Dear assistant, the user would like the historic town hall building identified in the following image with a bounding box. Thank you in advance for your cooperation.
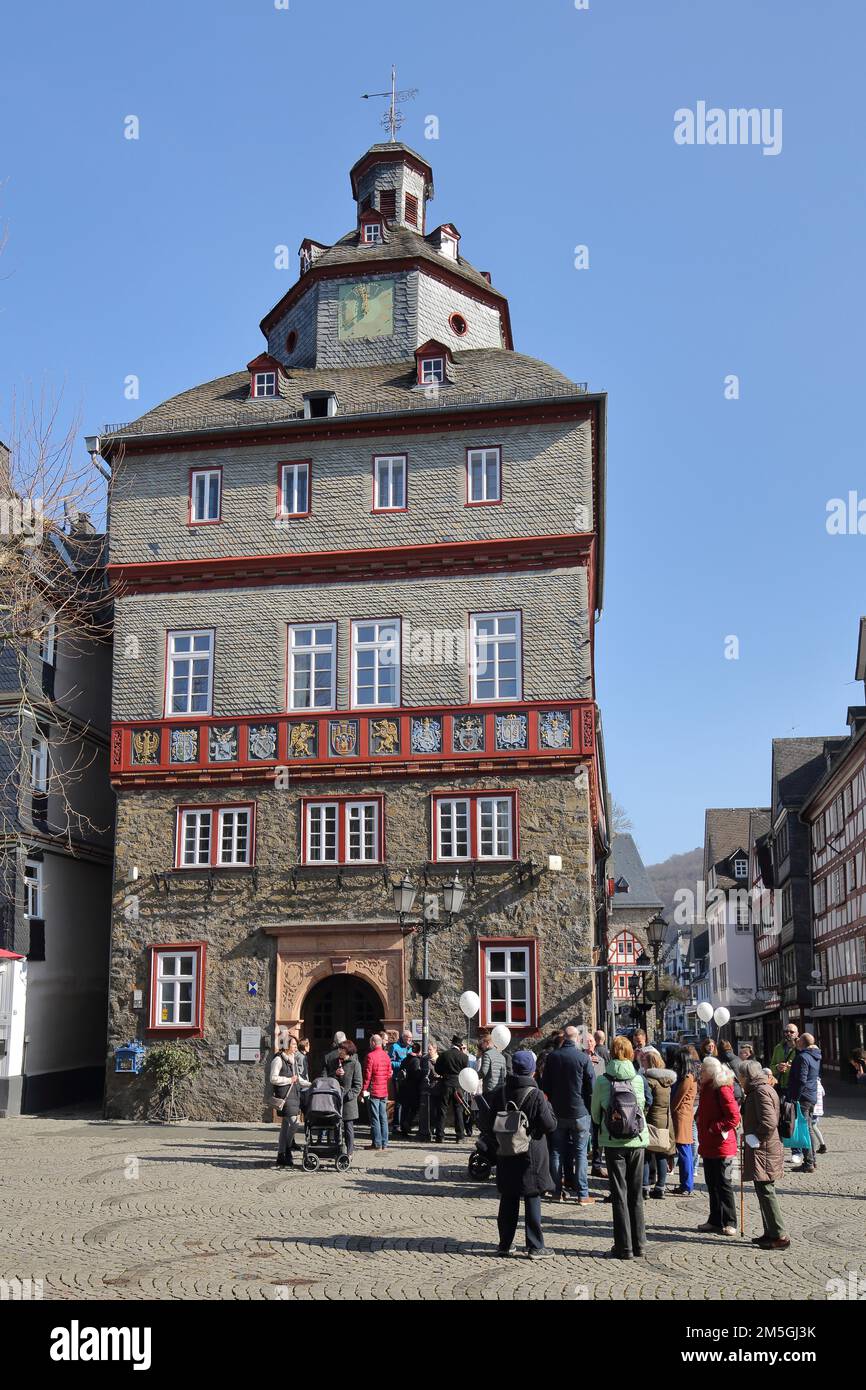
[100,140,609,1118]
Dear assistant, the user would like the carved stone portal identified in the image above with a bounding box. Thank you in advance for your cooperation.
[274,925,406,1045]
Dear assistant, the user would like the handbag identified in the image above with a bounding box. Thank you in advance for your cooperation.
[781,1101,811,1149]
[646,1122,673,1154]
[779,1098,796,1139]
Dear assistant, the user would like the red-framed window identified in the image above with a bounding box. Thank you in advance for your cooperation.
[301,795,385,865]
[148,941,206,1034]
[466,445,501,505]
[188,467,222,525]
[449,311,468,337]
[608,931,642,999]
[379,188,397,220]
[277,460,311,519]
[175,804,255,869]
[478,937,537,1029]
[372,454,407,512]
[418,357,444,386]
[431,791,518,862]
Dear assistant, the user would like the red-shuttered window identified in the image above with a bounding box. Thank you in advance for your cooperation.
[405,192,419,227]
[478,938,537,1029]
[148,942,206,1033]
[379,188,397,220]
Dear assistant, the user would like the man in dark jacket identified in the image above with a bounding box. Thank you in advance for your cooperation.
[484,1050,557,1258]
[594,1030,611,1063]
[787,1034,822,1172]
[322,1031,347,1079]
[434,1035,470,1142]
[541,1025,596,1204]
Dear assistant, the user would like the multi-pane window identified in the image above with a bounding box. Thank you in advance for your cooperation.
[166,630,214,716]
[467,446,501,504]
[153,950,198,1027]
[24,859,42,918]
[470,611,521,701]
[351,620,400,707]
[190,468,221,524]
[177,805,253,868]
[733,857,748,879]
[373,455,407,512]
[433,793,515,860]
[30,737,49,792]
[253,371,276,398]
[304,799,382,864]
[362,222,382,244]
[420,357,444,385]
[278,461,311,518]
[483,944,531,1026]
[38,610,56,666]
[288,624,336,709]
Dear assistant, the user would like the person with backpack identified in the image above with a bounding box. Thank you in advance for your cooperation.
[696,1056,741,1235]
[480,1045,556,1256]
[590,1035,649,1260]
[485,1049,557,1258]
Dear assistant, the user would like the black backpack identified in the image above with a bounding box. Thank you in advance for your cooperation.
[606,1079,643,1141]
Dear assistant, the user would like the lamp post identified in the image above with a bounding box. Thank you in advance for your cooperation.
[644,912,671,1042]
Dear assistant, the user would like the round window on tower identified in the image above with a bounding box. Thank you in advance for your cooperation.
[286,329,298,356]
[449,312,468,337]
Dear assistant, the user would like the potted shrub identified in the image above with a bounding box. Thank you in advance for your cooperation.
[142,1040,201,1122]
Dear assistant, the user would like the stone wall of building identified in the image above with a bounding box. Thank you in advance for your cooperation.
[104,768,595,1121]
[108,417,594,567]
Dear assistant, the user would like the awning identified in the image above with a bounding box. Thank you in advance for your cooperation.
[734,1005,782,1022]
[808,1004,866,1018]
[0,949,25,960]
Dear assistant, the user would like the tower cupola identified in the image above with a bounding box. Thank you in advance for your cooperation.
[349,143,434,233]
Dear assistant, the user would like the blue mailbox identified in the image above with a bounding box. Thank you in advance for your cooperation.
[114,1040,146,1074]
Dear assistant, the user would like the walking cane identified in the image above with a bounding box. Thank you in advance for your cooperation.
[739,1132,745,1238]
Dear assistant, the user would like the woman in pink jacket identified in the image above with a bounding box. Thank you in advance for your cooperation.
[696,1056,741,1236]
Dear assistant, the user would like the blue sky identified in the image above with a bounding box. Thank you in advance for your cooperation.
[2,0,864,864]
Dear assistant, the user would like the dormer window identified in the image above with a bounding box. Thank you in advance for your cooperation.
[420,357,444,386]
[733,857,748,879]
[303,391,338,420]
[253,372,276,399]
[300,251,312,275]
[363,223,382,245]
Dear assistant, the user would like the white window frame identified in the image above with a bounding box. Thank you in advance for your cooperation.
[351,619,401,708]
[24,858,42,918]
[733,857,748,879]
[190,468,221,524]
[288,623,336,710]
[179,809,212,867]
[470,611,522,702]
[253,371,276,398]
[38,610,56,666]
[477,795,514,859]
[373,455,407,512]
[165,630,214,717]
[30,736,49,793]
[434,793,515,861]
[153,949,198,1028]
[467,446,501,504]
[484,944,531,1028]
[346,801,380,863]
[362,222,382,244]
[420,357,444,385]
[217,807,252,866]
[436,797,471,860]
[278,461,310,518]
[305,802,339,864]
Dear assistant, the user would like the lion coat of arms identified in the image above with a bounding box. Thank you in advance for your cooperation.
[289,722,317,758]
[370,718,399,755]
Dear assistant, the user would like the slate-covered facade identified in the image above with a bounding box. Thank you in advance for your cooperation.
[98,142,610,1119]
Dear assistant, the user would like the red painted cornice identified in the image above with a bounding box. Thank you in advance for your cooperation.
[108,532,594,595]
[107,396,596,459]
[260,256,512,345]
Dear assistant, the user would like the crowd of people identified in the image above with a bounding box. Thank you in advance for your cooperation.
[267,1020,830,1262]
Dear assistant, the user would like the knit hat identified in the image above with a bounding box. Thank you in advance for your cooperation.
[512,1049,536,1076]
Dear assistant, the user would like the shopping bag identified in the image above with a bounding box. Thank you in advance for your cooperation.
[781,1101,810,1149]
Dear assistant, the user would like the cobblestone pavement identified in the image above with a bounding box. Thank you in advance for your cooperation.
[1,1092,864,1301]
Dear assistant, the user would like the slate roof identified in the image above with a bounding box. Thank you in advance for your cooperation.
[771,738,837,818]
[703,808,768,884]
[303,224,503,301]
[609,834,663,910]
[105,349,585,441]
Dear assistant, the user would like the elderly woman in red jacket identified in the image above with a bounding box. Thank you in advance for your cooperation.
[696,1056,741,1236]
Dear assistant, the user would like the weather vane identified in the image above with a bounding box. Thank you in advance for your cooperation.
[361,65,418,142]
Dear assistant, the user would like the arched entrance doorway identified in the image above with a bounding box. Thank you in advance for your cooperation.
[301,974,384,1078]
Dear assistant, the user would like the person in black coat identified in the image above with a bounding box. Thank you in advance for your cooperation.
[483,1049,557,1258]
[540,1025,596,1203]
[434,1035,470,1142]
[397,1042,423,1136]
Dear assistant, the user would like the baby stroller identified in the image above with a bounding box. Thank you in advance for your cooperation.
[300,1077,350,1172]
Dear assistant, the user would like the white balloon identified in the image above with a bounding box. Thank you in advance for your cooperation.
[697,1001,714,1023]
[490,1024,511,1050]
[458,1067,480,1094]
[459,991,481,1018]
[714,1007,731,1027]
